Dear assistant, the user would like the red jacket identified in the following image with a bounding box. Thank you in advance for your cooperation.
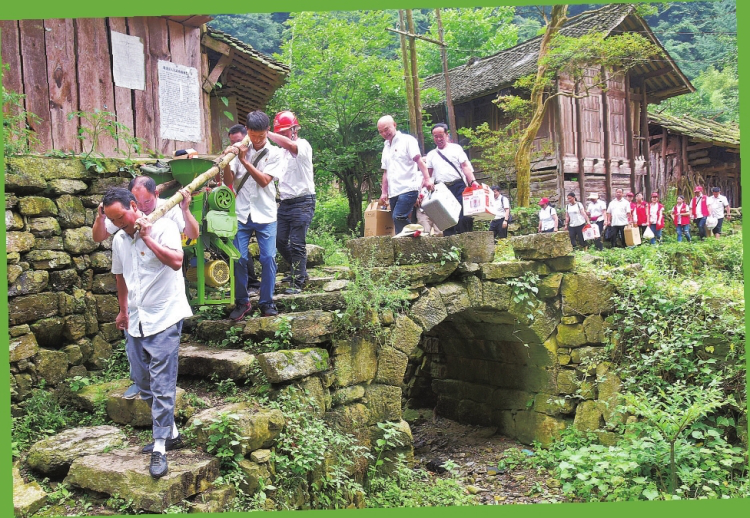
[672,203,690,226]
[691,195,709,219]
[635,201,648,226]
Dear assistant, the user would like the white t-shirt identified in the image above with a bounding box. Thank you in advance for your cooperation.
[587,199,606,220]
[493,194,509,220]
[539,206,556,231]
[706,194,729,219]
[566,202,587,227]
[607,198,631,226]
[425,143,473,184]
[231,141,286,225]
[278,138,315,201]
[381,131,422,197]
[110,218,192,337]
[105,198,185,235]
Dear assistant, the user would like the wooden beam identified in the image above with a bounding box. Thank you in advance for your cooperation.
[201,33,231,56]
[386,26,444,47]
[202,50,234,93]
[686,141,713,152]
[642,67,673,79]
[687,149,709,160]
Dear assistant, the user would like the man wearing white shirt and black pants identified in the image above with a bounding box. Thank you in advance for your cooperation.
[268,111,315,293]
[425,123,479,236]
[104,188,192,478]
[706,186,731,239]
[223,111,286,319]
[378,115,433,235]
[490,186,510,240]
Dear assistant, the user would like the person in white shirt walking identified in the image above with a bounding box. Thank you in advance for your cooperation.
[377,115,433,235]
[268,111,315,293]
[104,188,192,479]
[490,186,510,240]
[564,192,591,249]
[605,188,630,248]
[706,186,731,239]
[586,192,606,251]
[223,111,286,319]
[537,197,558,233]
[425,123,479,235]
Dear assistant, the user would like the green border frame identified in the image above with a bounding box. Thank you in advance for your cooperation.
[1,1,747,517]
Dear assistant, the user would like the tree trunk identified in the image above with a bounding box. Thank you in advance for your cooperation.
[339,171,363,235]
[514,5,567,207]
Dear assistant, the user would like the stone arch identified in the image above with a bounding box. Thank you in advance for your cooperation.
[353,231,621,446]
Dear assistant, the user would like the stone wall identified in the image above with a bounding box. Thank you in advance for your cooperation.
[7,157,133,404]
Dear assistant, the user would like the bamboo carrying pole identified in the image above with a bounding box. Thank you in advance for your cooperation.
[136,134,252,230]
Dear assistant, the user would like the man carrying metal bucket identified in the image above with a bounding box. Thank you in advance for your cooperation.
[268,110,315,294]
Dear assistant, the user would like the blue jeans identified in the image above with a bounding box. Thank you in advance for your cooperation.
[649,224,662,244]
[389,190,419,235]
[676,224,691,242]
[234,218,277,307]
[695,216,707,240]
[277,195,316,284]
[128,321,182,440]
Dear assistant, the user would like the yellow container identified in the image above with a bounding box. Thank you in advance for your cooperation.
[186,260,231,287]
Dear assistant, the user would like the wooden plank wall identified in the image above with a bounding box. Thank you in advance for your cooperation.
[1,17,211,155]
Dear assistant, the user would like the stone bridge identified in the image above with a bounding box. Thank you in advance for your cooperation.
[8,156,624,513]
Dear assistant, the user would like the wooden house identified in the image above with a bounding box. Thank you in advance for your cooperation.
[0,16,289,157]
[422,3,703,205]
[647,110,740,207]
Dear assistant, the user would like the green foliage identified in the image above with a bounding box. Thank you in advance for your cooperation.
[65,109,146,172]
[271,11,406,233]
[209,13,288,56]
[657,65,739,123]
[310,193,351,235]
[506,271,541,322]
[336,259,411,338]
[191,411,247,471]
[416,7,518,76]
[2,64,41,155]
[269,388,367,509]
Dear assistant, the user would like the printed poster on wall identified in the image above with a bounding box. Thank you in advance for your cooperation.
[111,30,145,91]
[158,60,202,142]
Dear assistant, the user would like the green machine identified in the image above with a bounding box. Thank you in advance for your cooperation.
[150,159,240,306]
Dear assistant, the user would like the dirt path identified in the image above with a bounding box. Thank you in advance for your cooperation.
[408,409,567,505]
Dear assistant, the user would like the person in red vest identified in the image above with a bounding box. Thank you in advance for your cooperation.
[647,192,665,245]
[671,195,691,242]
[634,192,648,237]
[690,186,709,240]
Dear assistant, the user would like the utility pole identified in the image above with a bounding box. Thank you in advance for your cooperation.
[398,10,418,138]
[435,9,458,143]
[406,9,424,153]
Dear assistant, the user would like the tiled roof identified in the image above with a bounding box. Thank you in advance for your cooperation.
[205,26,290,74]
[648,110,739,148]
[422,4,688,106]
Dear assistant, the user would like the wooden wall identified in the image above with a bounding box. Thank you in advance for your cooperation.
[1,17,212,156]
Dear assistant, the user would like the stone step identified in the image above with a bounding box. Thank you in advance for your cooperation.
[26,425,127,477]
[178,343,256,381]
[64,446,219,513]
[13,462,47,517]
[194,309,337,345]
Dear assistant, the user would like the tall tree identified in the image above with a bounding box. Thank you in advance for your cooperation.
[209,13,288,56]
[270,11,406,233]
[416,7,518,76]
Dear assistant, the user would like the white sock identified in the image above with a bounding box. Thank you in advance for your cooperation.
[153,439,166,454]
[172,423,179,439]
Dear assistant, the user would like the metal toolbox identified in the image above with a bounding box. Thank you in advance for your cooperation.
[421,183,462,231]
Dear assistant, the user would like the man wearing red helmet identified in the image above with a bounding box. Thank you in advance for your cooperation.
[268,111,315,293]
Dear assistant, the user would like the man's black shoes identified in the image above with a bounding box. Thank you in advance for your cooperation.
[260,304,279,317]
[142,434,184,454]
[229,302,253,321]
[149,452,168,478]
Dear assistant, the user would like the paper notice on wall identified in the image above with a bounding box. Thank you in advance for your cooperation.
[158,60,202,142]
[111,31,145,91]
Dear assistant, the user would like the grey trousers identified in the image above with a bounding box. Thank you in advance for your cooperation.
[127,321,182,440]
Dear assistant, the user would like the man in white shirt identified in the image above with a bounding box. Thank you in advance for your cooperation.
[377,115,433,235]
[425,123,479,235]
[706,186,731,239]
[223,111,286,319]
[104,188,192,479]
[605,188,630,248]
[490,186,510,240]
[268,111,315,294]
[92,176,199,243]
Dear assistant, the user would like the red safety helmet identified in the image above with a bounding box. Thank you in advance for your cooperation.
[273,111,300,132]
